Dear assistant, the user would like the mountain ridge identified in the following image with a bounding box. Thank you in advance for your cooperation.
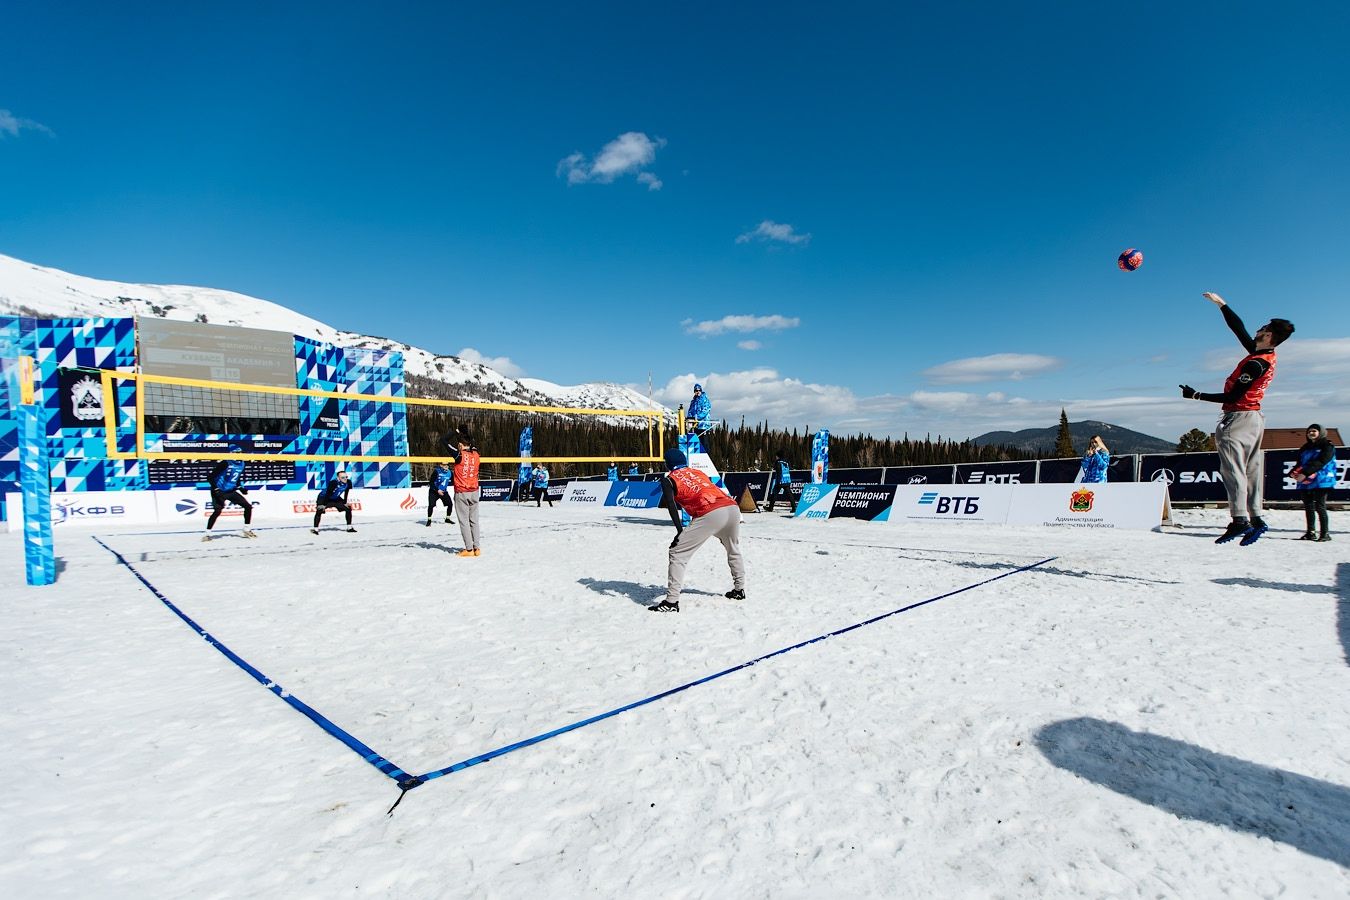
[972,419,1175,456]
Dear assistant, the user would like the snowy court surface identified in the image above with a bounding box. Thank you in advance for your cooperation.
[1,504,1347,898]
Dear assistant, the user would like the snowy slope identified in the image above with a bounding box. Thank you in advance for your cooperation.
[0,253,667,416]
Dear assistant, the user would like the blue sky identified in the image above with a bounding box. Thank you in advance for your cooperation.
[2,2,1348,440]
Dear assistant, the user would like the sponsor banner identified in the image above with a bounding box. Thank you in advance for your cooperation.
[828,467,884,485]
[312,397,342,431]
[829,485,900,521]
[890,485,1015,524]
[723,472,771,503]
[606,481,662,509]
[479,479,514,502]
[1264,448,1350,501]
[882,464,955,486]
[57,368,107,430]
[793,483,839,520]
[1139,453,1225,503]
[147,457,297,486]
[954,461,1037,486]
[811,430,830,483]
[1005,483,1166,531]
[11,490,161,528]
[546,482,568,502]
[561,481,609,505]
[154,487,295,523]
[687,451,722,484]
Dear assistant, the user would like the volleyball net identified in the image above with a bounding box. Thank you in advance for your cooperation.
[98,371,668,476]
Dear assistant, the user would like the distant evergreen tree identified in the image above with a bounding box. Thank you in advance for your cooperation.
[1177,428,1216,452]
[1054,409,1075,458]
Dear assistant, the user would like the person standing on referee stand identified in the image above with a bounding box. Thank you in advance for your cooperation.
[448,433,482,557]
[426,462,455,526]
[1179,292,1294,545]
[311,470,357,534]
[203,444,256,540]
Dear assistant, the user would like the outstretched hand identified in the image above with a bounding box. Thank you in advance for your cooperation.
[1202,291,1226,307]
[669,531,682,549]
[1179,384,1198,399]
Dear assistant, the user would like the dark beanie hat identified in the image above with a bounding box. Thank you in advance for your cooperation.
[1308,423,1322,432]
[664,448,688,470]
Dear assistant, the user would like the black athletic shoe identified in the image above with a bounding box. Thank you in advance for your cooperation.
[725,588,746,600]
[648,600,680,613]
[1215,521,1252,544]
[310,527,319,535]
[425,519,432,527]
[444,517,453,524]
[346,527,357,533]
[1298,531,1318,541]
[1239,519,1269,546]
[1318,533,1333,542]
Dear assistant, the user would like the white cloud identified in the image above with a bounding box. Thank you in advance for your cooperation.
[457,347,524,379]
[683,314,800,337]
[659,369,856,427]
[0,109,53,138]
[557,132,665,188]
[921,353,1063,385]
[737,340,762,351]
[736,220,811,246]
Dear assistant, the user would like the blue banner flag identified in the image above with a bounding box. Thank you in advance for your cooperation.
[811,429,830,484]
[518,426,533,485]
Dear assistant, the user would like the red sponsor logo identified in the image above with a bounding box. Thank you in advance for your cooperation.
[398,494,418,510]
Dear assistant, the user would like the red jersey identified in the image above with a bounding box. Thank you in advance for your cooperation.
[453,450,480,492]
[1222,350,1275,412]
[668,467,735,518]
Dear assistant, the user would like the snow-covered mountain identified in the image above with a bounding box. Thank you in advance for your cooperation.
[0,253,666,418]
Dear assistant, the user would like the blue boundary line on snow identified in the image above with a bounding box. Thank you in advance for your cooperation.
[93,531,1052,802]
[412,555,1057,785]
[91,535,416,787]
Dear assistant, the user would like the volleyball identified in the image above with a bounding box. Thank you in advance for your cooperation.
[1117,248,1143,271]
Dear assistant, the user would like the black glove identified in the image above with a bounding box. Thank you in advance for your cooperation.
[239,487,250,494]
[1179,384,1198,399]
[669,531,682,549]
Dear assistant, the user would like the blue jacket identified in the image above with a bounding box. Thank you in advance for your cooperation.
[532,467,549,487]
[1294,439,1338,490]
[318,479,351,502]
[774,459,792,484]
[628,465,640,475]
[689,392,712,422]
[1080,450,1109,483]
[607,465,618,481]
[211,460,246,492]
[433,468,454,492]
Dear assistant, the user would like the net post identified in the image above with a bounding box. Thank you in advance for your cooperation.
[13,356,56,586]
[133,369,145,458]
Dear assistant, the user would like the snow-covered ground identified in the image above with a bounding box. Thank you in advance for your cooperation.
[1,505,1346,898]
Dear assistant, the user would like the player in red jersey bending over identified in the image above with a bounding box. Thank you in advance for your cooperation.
[649,448,746,613]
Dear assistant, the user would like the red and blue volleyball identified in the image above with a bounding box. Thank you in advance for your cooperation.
[1117,248,1143,271]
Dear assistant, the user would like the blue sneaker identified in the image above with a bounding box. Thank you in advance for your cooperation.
[1239,519,1269,546]
[1215,521,1252,544]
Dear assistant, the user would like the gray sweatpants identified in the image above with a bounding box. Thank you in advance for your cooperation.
[454,488,481,550]
[667,505,745,603]
[1215,410,1265,521]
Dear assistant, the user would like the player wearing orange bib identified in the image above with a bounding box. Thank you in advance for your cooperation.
[448,434,482,556]
[1179,292,1294,545]
[648,448,746,613]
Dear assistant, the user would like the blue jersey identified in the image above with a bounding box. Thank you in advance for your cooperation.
[1080,450,1109,484]
[1295,441,1338,490]
[532,467,549,487]
[775,460,791,484]
[318,479,351,502]
[607,465,618,481]
[689,392,711,423]
[628,465,640,476]
[211,460,246,492]
[433,468,454,492]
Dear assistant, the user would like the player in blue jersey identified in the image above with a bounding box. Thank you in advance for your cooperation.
[426,462,455,526]
[311,470,357,534]
[531,463,553,507]
[203,445,256,540]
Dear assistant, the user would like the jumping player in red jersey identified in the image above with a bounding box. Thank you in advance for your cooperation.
[648,447,746,613]
[1179,292,1294,545]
